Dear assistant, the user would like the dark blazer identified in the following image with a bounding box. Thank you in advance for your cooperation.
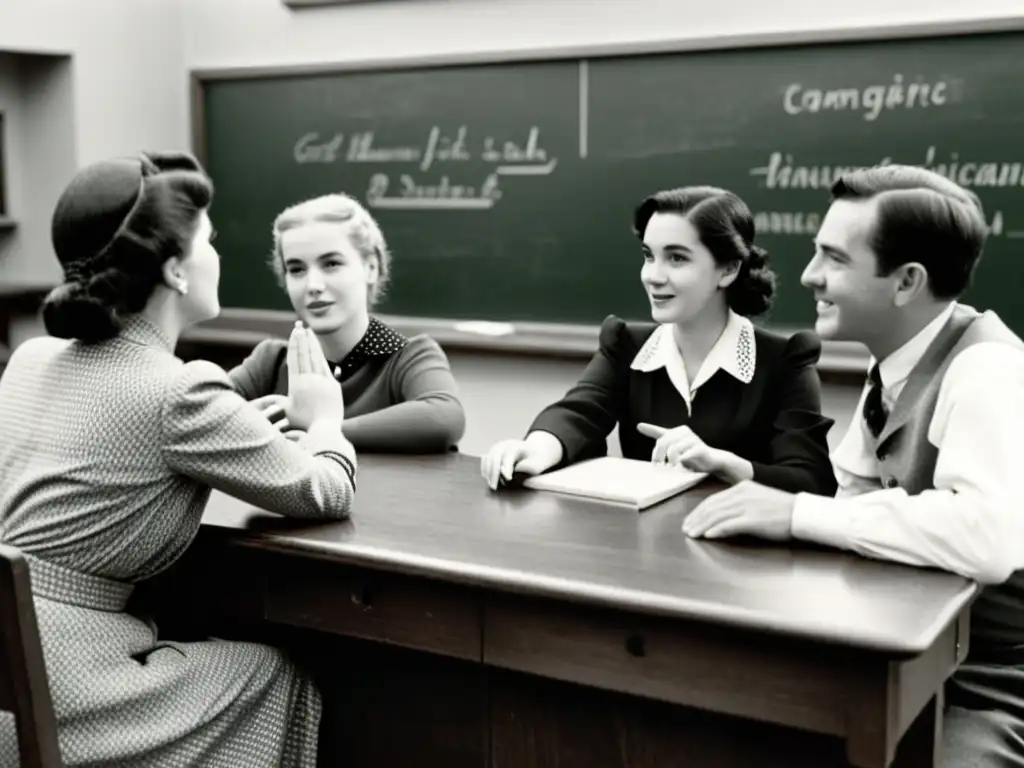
[529,315,838,496]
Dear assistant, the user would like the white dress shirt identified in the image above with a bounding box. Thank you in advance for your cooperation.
[630,311,756,409]
[791,303,1024,584]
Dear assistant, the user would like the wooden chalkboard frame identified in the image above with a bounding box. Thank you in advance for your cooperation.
[188,14,1024,369]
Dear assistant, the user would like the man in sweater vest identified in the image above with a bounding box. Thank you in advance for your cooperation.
[684,164,1024,766]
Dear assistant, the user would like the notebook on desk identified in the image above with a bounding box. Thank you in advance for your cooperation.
[522,457,708,510]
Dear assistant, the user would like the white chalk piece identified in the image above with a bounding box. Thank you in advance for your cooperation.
[453,321,516,337]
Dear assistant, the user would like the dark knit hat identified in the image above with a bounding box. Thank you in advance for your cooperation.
[50,157,145,279]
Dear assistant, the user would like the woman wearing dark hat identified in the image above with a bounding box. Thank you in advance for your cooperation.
[0,152,352,766]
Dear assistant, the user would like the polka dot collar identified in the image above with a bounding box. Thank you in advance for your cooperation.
[629,311,756,409]
[328,317,408,381]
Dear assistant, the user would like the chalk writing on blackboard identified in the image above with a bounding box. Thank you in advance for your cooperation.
[293,125,558,210]
[750,209,1017,238]
[750,147,1024,191]
[748,145,1021,237]
[782,74,961,122]
[293,132,345,163]
[366,172,502,210]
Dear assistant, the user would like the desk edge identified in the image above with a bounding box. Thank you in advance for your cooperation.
[199,524,979,657]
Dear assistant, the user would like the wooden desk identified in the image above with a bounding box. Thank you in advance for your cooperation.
[169,453,976,767]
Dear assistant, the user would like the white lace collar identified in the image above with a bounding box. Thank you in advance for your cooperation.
[630,311,756,406]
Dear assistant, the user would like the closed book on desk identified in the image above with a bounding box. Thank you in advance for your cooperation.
[523,457,707,510]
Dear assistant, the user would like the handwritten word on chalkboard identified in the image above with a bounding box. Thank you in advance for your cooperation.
[293,126,557,210]
[782,74,959,121]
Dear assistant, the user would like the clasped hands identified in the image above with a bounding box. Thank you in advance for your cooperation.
[251,322,344,441]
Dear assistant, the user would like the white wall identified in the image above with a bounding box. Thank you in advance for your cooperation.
[0,0,186,169]
[0,54,76,292]
[0,0,187,340]
[185,0,1023,70]
[0,56,22,223]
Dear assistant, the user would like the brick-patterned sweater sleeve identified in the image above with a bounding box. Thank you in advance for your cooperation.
[161,360,356,519]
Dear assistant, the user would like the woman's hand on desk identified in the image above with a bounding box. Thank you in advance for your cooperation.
[637,423,753,485]
[481,431,563,490]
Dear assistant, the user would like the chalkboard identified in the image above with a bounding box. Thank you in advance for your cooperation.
[196,28,1024,332]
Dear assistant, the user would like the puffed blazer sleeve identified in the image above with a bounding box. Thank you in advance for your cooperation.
[527,315,631,466]
[749,331,838,496]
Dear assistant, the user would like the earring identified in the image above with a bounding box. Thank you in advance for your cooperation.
[176,282,189,296]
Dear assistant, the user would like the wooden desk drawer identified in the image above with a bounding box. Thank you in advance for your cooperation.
[265,557,482,661]
[484,594,850,737]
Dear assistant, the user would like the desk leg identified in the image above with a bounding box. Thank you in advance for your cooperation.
[891,690,942,768]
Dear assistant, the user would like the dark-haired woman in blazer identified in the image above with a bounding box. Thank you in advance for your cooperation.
[482,186,838,496]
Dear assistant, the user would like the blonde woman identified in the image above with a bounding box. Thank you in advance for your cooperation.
[229,194,466,453]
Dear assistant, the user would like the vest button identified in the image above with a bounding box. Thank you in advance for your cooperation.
[883,477,899,489]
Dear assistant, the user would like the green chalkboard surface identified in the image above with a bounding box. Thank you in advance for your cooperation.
[198,29,1024,331]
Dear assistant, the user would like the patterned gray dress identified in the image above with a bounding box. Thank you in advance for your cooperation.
[0,317,357,767]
